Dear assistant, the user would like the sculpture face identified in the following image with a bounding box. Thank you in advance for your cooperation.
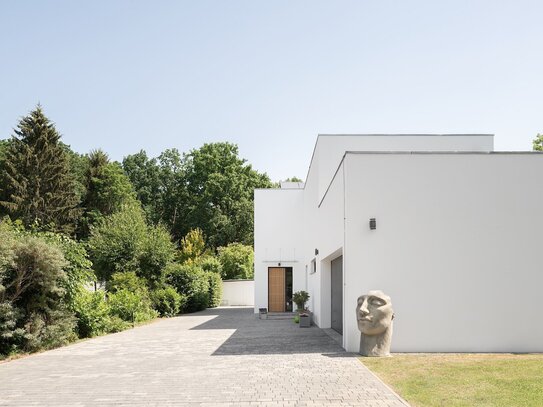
[356,290,394,336]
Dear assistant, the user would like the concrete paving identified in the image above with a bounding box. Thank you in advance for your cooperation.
[0,307,408,406]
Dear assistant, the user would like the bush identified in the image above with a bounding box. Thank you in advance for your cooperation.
[108,289,158,324]
[73,290,111,338]
[88,204,147,281]
[293,291,310,311]
[107,272,157,324]
[167,264,209,312]
[138,225,175,287]
[206,271,222,308]
[0,302,24,356]
[1,235,76,353]
[217,243,254,279]
[199,255,222,275]
[150,285,185,317]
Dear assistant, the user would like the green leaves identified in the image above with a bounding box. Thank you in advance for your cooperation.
[0,106,81,233]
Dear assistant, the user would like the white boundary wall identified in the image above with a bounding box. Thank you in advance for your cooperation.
[221,280,254,306]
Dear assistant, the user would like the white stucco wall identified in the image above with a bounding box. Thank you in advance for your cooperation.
[254,188,304,312]
[221,280,255,306]
[343,152,543,353]
[313,134,494,203]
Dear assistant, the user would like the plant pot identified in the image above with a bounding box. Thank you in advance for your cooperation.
[299,314,311,328]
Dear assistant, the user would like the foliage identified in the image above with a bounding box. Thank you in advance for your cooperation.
[107,271,157,324]
[179,228,206,264]
[206,271,222,308]
[88,204,147,281]
[166,264,209,312]
[150,285,185,317]
[138,224,175,287]
[533,134,543,151]
[123,143,273,248]
[283,177,303,182]
[181,142,273,248]
[35,231,94,306]
[78,150,136,238]
[218,243,254,280]
[72,290,111,338]
[293,291,310,311]
[108,289,157,324]
[198,255,222,275]
[293,315,300,324]
[122,150,162,223]
[363,354,543,407]
[0,234,76,353]
[0,106,81,233]
[0,301,24,356]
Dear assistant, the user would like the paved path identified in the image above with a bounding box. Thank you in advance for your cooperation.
[0,307,407,406]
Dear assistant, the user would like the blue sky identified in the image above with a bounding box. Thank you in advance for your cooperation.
[1,1,542,181]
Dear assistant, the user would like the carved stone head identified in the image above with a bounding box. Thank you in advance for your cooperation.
[356,290,394,336]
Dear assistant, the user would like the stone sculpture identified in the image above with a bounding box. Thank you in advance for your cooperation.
[356,290,394,357]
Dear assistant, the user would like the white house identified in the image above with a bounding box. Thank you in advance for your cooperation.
[254,134,543,353]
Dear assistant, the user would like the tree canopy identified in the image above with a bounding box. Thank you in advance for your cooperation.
[0,106,81,233]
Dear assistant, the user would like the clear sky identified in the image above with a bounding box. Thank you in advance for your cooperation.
[1,1,542,181]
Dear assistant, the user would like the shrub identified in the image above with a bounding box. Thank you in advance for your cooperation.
[108,289,158,324]
[167,264,209,312]
[217,243,254,279]
[88,204,147,281]
[150,285,185,317]
[107,272,157,324]
[2,235,76,353]
[138,224,175,287]
[198,255,222,275]
[206,271,222,308]
[0,302,24,356]
[293,290,310,311]
[73,290,111,338]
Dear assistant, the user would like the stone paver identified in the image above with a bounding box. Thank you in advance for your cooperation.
[0,307,408,406]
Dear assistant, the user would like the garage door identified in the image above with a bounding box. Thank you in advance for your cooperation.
[331,256,343,335]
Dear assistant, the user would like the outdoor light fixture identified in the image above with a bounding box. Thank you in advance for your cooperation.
[369,218,377,230]
[315,248,319,255]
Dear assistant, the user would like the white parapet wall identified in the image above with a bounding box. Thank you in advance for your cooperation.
[221,280,255,306]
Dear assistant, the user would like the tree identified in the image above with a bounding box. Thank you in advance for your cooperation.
[284,177,303,182]
[88,204,148,282]
[0,106,81,233]
[533,134,543,151]
[122,150,162,223]
[180,143,273,248]
[217,243,254,280]
[178,228,206,264]
[79,149,136,238]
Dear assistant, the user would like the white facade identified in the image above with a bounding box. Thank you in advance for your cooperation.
[254,134,543,353]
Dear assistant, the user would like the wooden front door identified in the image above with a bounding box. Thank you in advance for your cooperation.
[268,267,286,312]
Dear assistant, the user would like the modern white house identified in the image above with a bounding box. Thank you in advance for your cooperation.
[254,134,543,353]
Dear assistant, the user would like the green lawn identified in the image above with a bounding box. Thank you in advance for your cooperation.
[361,353,543,407]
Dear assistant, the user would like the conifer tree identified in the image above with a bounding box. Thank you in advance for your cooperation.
[0,106,81,233]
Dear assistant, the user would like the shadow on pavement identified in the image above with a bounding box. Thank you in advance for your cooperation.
[189,307,349,356]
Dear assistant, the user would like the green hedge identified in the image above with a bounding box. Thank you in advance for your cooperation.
[167,264,209,312]
[206,271,222,308]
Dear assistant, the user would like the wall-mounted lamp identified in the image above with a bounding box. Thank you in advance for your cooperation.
[278,262,281,267]
[314,248,319,256]
[369,218,377,230]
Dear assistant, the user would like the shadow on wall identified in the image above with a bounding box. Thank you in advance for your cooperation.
[189,307,347,356]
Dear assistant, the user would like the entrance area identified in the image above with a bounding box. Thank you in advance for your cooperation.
[268,267,293,312]
[331,256,343,335]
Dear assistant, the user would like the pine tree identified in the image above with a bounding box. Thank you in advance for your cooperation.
[0,105,81,233]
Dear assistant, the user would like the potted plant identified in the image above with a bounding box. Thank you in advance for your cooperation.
[293,291,311,327]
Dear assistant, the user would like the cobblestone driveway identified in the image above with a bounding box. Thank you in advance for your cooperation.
[0,307,407,406]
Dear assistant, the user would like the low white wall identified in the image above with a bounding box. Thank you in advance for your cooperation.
[221,280,255,306]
